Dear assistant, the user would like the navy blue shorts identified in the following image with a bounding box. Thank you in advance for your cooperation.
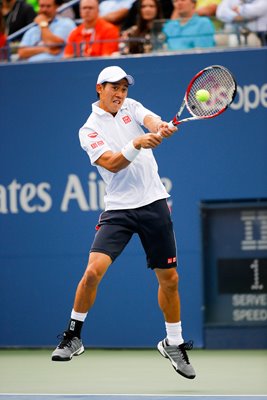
[90,199,177,269]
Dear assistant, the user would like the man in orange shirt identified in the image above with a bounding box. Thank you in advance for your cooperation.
[64,0,119,58]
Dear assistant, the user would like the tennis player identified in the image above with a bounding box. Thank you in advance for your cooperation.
[51,66,196,379]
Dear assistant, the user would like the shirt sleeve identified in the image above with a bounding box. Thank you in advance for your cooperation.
[239,0,267,20]
[20,28,39,46]
[79,126,111,165]
[53,19,76,41]
[127,99,160,126]
[216,0,237,23]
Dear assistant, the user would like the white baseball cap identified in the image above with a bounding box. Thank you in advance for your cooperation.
[96,66,134,86]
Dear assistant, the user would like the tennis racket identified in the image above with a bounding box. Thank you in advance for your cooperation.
[168,65,237,126]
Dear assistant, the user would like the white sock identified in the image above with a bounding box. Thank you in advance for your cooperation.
[165,321,184,346]
[71,309,87,322]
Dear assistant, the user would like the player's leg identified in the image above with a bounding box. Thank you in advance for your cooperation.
[138,199,196,379]
[154,268,195,379]
[154,267,180,323]
[51,252,111,362]
[73,252,112,314]
[52,214,134,362]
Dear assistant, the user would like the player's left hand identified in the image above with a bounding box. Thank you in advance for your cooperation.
[157,121,177,138]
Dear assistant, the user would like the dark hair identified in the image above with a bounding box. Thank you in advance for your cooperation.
[96,82,107,98]
[0,0,5,35]
[136,0,163,33]
[55,0,64,6]
[127,0,163,54]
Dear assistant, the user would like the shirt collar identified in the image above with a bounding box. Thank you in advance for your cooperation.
[92,100,128,115]
[48,16,59,24]
[81,26,94,35]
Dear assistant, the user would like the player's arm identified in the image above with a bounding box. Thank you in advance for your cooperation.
[95,134,163,173]
[144,114,177,138]
[95,151,131,173]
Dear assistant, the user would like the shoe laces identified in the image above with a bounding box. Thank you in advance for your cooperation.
[178,340,194,364]
[56,332,75,349]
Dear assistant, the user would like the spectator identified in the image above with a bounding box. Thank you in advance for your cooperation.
[163,0,215,50]
[0,0,7,60]
[2,0,36,41]
[195,0,221,17]
[17,0,75,61]
[99,0,135,26]
[121,0,163,54]
[122,0,173,30]
[64,0,119,58]
[195,0,222,29]
[216,0,267,46]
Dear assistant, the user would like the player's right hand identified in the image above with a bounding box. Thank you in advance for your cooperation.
[133,133,162,149]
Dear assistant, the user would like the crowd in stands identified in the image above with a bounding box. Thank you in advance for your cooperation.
[64,0,119,57]
[0,0,7,59]
[0,0,266,62]
[163,0,215,50]
[99,0,135,25]
[2,0,36,39]
[120,0,164,54]
[17,0,75,61]
[216,0,267,46]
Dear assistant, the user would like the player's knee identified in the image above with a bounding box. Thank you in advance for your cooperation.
[82,266,102,288]
[160,269,179,292]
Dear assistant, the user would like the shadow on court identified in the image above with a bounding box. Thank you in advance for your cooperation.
[0,349,266,397]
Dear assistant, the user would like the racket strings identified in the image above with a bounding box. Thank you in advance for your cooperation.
[186,68,236,117]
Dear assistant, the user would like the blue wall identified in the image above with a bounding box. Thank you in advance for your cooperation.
[0,49,267,348]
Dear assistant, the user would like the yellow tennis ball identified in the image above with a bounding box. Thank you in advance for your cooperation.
[196,89,210,102]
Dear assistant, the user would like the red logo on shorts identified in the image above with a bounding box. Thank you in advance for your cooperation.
[122,115,131,124]
[167,257,176,264]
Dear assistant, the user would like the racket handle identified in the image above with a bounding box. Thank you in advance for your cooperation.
[169,116,181,126]
[157,119,180,137]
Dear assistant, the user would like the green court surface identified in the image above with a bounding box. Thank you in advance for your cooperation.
[0,349,266,396]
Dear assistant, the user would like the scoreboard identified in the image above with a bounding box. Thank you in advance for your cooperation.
[201,200,267,348]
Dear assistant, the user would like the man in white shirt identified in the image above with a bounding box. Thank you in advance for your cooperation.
[51,66,196,380]
[216,0,267,45]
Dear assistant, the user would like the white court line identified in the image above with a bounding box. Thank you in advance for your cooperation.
[0,395,267,397]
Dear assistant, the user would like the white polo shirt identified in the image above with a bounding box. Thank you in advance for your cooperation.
[79,98,169,211]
